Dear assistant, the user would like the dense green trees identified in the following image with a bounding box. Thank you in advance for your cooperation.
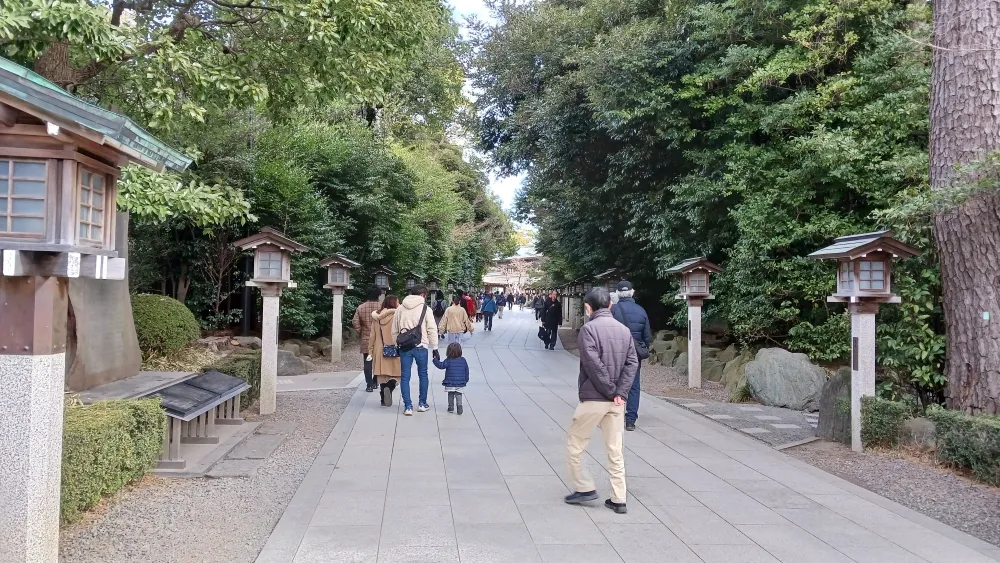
[471,0,944,400]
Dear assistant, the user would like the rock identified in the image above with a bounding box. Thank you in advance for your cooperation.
[818,367,851,444]
[277,350,308,376]
[280,343,300,356]
[285,338,305,348]
[655,330,678,342]
[722,351,752,392]
[314,336,331,347]
[901,418,936,449]
[659,349,678,368]
[304,360,318,372]
[716,344,738,364]
[232,336,262,349]
[651,340,674,357]
[702,358,725,382]
[298,344,315,358]
[674,352,688,369]
[674,336,689,354]
[702,347,721,360]
[321,344,334,357]
[744,348,825,411]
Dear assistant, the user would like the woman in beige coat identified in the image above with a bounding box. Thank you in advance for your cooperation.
[439,296,475,345]
[368,295,402,406]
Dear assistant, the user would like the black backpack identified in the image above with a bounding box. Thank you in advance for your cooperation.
[396,305,428,351]
[432,299,446,317]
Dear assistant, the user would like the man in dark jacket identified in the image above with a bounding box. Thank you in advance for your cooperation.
[541,291,563,350]
[564,287,638,514]
[611,280,652,431]
[532,294,545,320]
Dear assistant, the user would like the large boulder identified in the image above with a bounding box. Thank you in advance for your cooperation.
[658,349,678,368]
[277,350,308,376]
[280,342,301,356]
[674,352,688,372]
[321,344,334,358]
[702,347,721,360]
[901,418,936,449]
[702,358,725,382]
[744,348,825,411]
[232,336,262,349]
[818,367,851,444]
[299,343,315,358]
[655,330,678,342]
[722,351,752,392]
[651,339,675,356]
[314,336,332,347]
[674,336,689,354]
[716,344,738,365]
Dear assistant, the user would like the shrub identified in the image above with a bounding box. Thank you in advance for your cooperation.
[927,407,1000,486]
[132,294,201,357]
[210,349,261,409]
[61,399,165,523]
[860,396,911,448]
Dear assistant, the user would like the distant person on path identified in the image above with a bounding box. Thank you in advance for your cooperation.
[481,293,498,330]
[440,296,475,344]
[476,293,485,322]
[368,295,402,406]
[611,280,652,431]
[434,342,470,414]
[564,287,638,514]
[518,294,527,310]
[533,294,545,320]
[391,285,439,416]
[461,291,476,320]
[353,287,382,392]
[541,290,563,350]
[507,293,515,310]
[497,292,504,319]
[432,289,447,338]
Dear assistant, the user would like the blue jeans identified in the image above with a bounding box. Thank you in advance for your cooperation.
[483,312,494,330]
[400,347,429,410]
[626,362,642,425]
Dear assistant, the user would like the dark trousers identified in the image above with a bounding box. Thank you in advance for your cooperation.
[483,312,494,330]
[363,353,374,387]
[626,362,642,425]
[544,327,557,348]
[535,308,543,320]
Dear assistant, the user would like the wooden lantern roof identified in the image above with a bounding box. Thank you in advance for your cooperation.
[373,265,398,276]
[404,271,425,280]
[594,268,621,280]
[425,274,442,283]
[808,230,921,261]
[233,227,307,253]
[0,57,191,173]
[665,257,722,275]
[319,254,361,269]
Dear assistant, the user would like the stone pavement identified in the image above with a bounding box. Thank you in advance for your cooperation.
[662,397,820,448]
[255,309,1000,563]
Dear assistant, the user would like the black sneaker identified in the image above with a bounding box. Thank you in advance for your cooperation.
[625,423,636,431]
[457,404,463,415]
[605,499,627,514]
[381,385,392,407]
[447,405,454,413]
[564,490,598,504]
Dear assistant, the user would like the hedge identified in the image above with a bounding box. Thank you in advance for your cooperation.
[927,407,1000,486]
[61,399,165,523]
[210,349,261,410]
[860,396,911,448]
[132,294,201,357]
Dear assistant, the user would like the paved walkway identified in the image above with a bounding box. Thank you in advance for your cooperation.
[255,310,1000,563]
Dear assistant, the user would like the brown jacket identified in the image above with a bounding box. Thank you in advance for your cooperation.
[353,300,380,354]
[439,304,474,335]
[368,309,401,378]
[578,308,638,402]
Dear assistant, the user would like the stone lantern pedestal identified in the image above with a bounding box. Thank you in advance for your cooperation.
[666,258,723,389]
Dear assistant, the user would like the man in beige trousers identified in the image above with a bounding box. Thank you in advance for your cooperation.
[564,287,638,514]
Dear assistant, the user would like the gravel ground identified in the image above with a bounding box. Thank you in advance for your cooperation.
[308,345,365,373]
[59,389,354,563]
[788,440,1000,548]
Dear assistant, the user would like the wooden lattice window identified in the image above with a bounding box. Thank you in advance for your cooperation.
[330,266,347,284]
[689,272,708,293]
[859,260,885,291]
[78,168,106,244]
[0,160,47,236]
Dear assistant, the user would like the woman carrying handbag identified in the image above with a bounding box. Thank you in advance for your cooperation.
[369,295,403,406]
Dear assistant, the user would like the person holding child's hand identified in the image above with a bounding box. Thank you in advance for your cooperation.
[434,343,470,414]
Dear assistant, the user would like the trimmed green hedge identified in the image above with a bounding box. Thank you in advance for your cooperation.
[210,349,261,410]
[61,399,165,523]
[860,396,911,448]
[927,407,1000,486]
[132,294,201,357]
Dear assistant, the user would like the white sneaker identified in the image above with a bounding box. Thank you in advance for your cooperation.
[417,405,429,412]
[404,408,413,416]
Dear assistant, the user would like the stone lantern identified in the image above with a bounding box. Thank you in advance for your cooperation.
[666,257,723,388]
[426,275,441,293]
[0,58,191,562]
[233,227,307,416]
[404,271,424,291]
[320,254,361,364]
[809,230,919,452]
[373,266,396,301]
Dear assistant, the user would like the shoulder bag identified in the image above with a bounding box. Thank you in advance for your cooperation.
[396,305,428,351]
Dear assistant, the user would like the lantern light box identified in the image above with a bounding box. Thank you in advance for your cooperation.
[808,230,919,303]
[233,227,307,288]
[404,272,424,290]
[373,266,397,290]
[320,254,361,290]
[426,275,441,292]
[665,257,722,299]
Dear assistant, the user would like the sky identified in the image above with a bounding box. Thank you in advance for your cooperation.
[448,0,527,213]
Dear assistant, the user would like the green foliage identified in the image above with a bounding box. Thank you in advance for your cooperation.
[61,399,165,523]
[210,350,261,410]
[927,407,1000,486]
[472,0,943,394]
[118,165,254,228]
[131,294,201,357]
[860,396,911,448]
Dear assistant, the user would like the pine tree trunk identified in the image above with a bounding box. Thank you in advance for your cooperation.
[930,0,1000,414]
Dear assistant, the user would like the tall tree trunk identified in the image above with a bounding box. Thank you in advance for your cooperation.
[930,0,1000,414]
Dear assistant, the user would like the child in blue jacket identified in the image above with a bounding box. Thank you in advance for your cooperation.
[433,342,469,414]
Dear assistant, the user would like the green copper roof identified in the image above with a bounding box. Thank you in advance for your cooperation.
[0,57,191,172]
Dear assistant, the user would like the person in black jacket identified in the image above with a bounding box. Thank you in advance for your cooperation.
[611,280,652,431]
[542,290,563,350]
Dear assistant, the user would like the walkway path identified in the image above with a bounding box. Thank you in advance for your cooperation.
[255,309,1000,563]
